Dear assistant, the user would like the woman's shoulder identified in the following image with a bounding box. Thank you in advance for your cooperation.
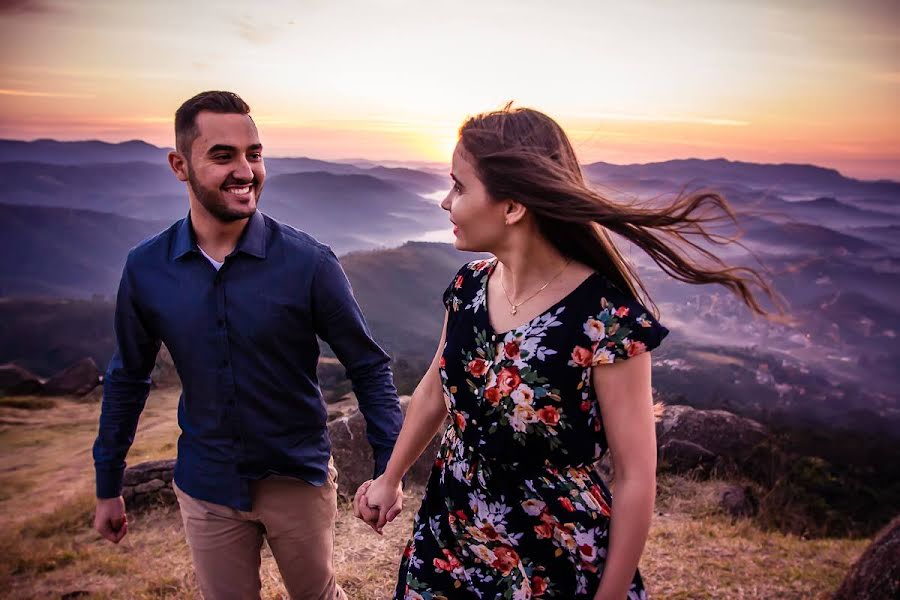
[442,256,496,313]
[567,271,671,365]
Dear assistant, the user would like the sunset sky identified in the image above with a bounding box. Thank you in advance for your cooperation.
[1,0,898,180]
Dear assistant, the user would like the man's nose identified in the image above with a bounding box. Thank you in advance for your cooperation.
[232,156,253,180]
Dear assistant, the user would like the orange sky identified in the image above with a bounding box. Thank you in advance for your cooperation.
[1,0,898,180]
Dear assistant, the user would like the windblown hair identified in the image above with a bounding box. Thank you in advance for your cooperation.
[174,91,251,156]
[458,103,785,320]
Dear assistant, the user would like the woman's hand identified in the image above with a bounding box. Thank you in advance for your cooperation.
[361,475,403,535]
[353,479,380,532]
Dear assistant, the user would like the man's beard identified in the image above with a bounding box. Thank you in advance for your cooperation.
[187,170,262,223]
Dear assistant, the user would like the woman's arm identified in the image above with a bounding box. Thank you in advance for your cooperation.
[356,311,451,532]
[591,351,658,600]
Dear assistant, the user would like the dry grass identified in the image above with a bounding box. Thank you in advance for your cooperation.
[0,388,870,599]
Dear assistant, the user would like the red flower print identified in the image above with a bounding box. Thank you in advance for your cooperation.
[579,543,594,559]
[580,400,592,412]
[403,543,414,559]
[484,387,502,405]
[454,412,466,431]
[481,523,500,540]
[467,358,489,377]
[615,305,630,317]
[491,545,520,575]
[627,340,647,357]
[433,549,461,572]
[455,509,468,522]
[570,346,593,367]
[536,406,560,426]
[504,341,520,360]
[534,523,553,539]
[454,275,464,289]
[532,575,548,596]
[589,485,612,516]
[497,367,522,395]
[558,497,575,512]
[439,355,446,369]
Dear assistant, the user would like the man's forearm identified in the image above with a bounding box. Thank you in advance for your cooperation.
[93,373,151,498]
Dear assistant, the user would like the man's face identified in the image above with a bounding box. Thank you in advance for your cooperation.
[183,111,266,222]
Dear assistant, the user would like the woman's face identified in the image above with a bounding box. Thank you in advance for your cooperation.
[440,142,508,252]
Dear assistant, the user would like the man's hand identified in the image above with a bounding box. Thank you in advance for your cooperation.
[361,475,403,535]
[94,496,128,544]
[353,480,380,532]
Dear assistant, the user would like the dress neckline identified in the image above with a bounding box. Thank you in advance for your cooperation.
[482,258,600,337]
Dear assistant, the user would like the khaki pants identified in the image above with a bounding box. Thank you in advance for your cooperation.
[173,461,346,600]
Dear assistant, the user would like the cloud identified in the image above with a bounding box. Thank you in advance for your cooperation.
[0,88,94,98]
[571,112,751,127]
[0,0,55,15]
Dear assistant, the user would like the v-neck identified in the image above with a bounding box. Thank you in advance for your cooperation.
[482,259,600,337]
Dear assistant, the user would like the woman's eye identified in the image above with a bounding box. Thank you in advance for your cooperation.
[453,182,462,193]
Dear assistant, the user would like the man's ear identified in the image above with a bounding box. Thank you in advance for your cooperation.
[168,151,189,182]
[505,200,528,226]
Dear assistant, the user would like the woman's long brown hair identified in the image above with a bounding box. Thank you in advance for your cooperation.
[459,103,786,321]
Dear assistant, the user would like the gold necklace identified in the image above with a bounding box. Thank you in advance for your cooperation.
[498,259,572,315]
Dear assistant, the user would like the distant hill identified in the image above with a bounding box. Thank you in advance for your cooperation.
[0,204,169,297]
[0,241,476,375]
[0,139,170,165]
[583,158,900,199]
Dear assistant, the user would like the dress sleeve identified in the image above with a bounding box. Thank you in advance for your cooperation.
[570,283,670,367]
[442,264,468,313]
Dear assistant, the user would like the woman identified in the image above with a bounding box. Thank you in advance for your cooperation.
[354,105,778,599]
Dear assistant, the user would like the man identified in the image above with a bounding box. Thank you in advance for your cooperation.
[92,91,402,599]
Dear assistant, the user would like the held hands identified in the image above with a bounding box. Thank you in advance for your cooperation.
[94,496,128,543]
[353,475,403,535]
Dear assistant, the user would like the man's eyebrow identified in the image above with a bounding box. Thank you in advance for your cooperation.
[206,144,237,154]
[249,143,263,152]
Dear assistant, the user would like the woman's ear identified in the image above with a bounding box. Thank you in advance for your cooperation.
[505,200,528,226]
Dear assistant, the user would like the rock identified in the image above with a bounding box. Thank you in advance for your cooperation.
[659,439,717,474]
[833,515,900,600]
[655,404,767,476]
[42,358,101,396]
[0,363,43,395]
[150,344,180,387]
[718,484,758,518]
[328,395,446,498]
[122,459,176,510]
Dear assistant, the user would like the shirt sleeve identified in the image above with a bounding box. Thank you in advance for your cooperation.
[311,247,402,478]
[92,254,161,498]
[569,282,670,368]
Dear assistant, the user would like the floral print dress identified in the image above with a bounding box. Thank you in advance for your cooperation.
[394,258,670,600]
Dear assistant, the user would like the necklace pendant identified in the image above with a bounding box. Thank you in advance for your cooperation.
[510,305,518,315]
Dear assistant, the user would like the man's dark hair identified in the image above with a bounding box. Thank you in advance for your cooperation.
[174,91,251,156]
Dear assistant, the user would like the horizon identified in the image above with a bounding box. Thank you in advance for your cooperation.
[1,1,898,180]
[5,136,899,185]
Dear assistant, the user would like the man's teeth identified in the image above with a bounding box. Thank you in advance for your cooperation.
[226,186,251,195]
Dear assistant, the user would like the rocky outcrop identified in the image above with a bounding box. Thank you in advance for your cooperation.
[42,358,101,396]
[656,404,768,477]
[328,395,445,498]
[833,515,900,600]
[150,344,180,387]
[0,363,43,395]
[122,459,176,509]
[718,484,759,518]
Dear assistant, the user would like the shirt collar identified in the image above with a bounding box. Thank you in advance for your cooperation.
[170,210,268,261]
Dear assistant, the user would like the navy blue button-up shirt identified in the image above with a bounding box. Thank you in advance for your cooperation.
[93,210,402,510]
